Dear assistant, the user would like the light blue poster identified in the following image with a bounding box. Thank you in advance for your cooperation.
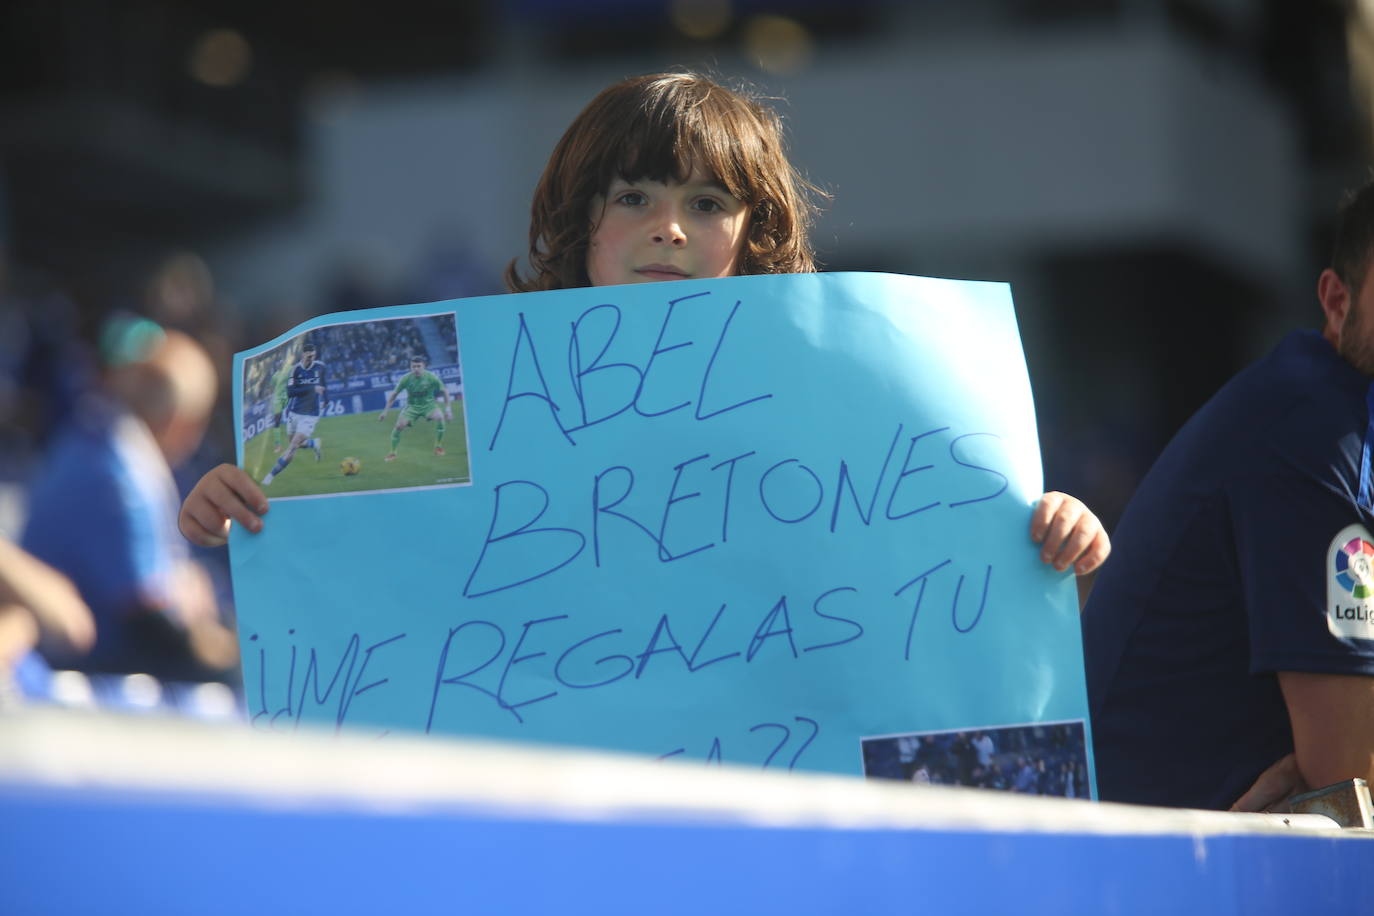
[230,272,1094,789]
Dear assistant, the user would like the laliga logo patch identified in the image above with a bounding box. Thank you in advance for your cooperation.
[1328,523,1374,639]
[1335,536,1374,597]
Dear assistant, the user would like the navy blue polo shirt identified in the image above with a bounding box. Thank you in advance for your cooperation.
[1082,330,1374,809]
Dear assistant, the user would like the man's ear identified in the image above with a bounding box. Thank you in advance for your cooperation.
[1318,268,1351,345]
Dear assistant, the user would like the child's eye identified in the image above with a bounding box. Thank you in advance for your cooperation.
[615,191,646,206]
[691,197,724,213]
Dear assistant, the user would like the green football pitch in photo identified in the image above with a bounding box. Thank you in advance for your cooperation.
[243,407,471,497]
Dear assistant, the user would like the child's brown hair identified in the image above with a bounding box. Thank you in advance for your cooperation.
[506,72,822,292]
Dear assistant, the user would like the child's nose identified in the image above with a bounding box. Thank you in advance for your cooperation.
[650,211,687,246]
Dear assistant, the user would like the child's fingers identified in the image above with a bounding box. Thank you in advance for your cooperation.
[1073,530,1111,576]
[1048,518,1096,571]
[1038,500,1086,566]
[1029,491,1067,543]
[1030,490,1112,575]
[179,511,230,548]
[1044,513,1109,573]
[200,477,265,532]
[180,489,246,541]
[215,466,269,517]
[179,465,268,545]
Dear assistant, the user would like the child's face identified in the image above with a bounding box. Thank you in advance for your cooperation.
[586,164,749,287]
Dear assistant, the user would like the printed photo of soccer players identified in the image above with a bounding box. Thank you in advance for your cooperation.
[239,312,470,498]
[861,721,1090,799]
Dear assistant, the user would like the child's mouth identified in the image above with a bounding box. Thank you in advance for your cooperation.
[635,264,690,280]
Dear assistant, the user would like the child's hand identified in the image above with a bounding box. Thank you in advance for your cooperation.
[178,464,269,547]
[1030,491,1110,576]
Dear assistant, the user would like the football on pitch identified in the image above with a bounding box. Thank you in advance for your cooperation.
[340,456,362,476]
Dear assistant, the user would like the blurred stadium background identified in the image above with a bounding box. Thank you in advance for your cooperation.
[2,0,1373,655]
[7,7,1374,904]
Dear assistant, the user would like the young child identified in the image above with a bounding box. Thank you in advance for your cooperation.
[179,72,1109,576]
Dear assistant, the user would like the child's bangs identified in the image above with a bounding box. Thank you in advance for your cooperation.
[609,123,698,188]
[607,95,754,201]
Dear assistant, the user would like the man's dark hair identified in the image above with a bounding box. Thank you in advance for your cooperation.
[303,342,317,353]
[1332,181,1374,294]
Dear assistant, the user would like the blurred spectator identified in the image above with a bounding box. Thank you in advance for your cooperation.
[1013,757,1038,794]
[972,730,995,768]
[0,604,37,707]
[144,253,214,331]
[952,732,978,784]
[141,252,242,465]
[1035,759,1054,795]
[1059,761,1078,799]
[0,251,93,470]
[0,537,96,706]
[21,321,237,683]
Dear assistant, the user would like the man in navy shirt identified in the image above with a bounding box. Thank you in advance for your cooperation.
[1083,183,1374,810]
[262,342,328,486]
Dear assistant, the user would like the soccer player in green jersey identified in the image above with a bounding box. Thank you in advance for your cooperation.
[378,355,453,461]
[269,358,292,453]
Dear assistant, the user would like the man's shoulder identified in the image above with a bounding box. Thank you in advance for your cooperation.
[1242,330,1361,406]
[1168,332,1362,464]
